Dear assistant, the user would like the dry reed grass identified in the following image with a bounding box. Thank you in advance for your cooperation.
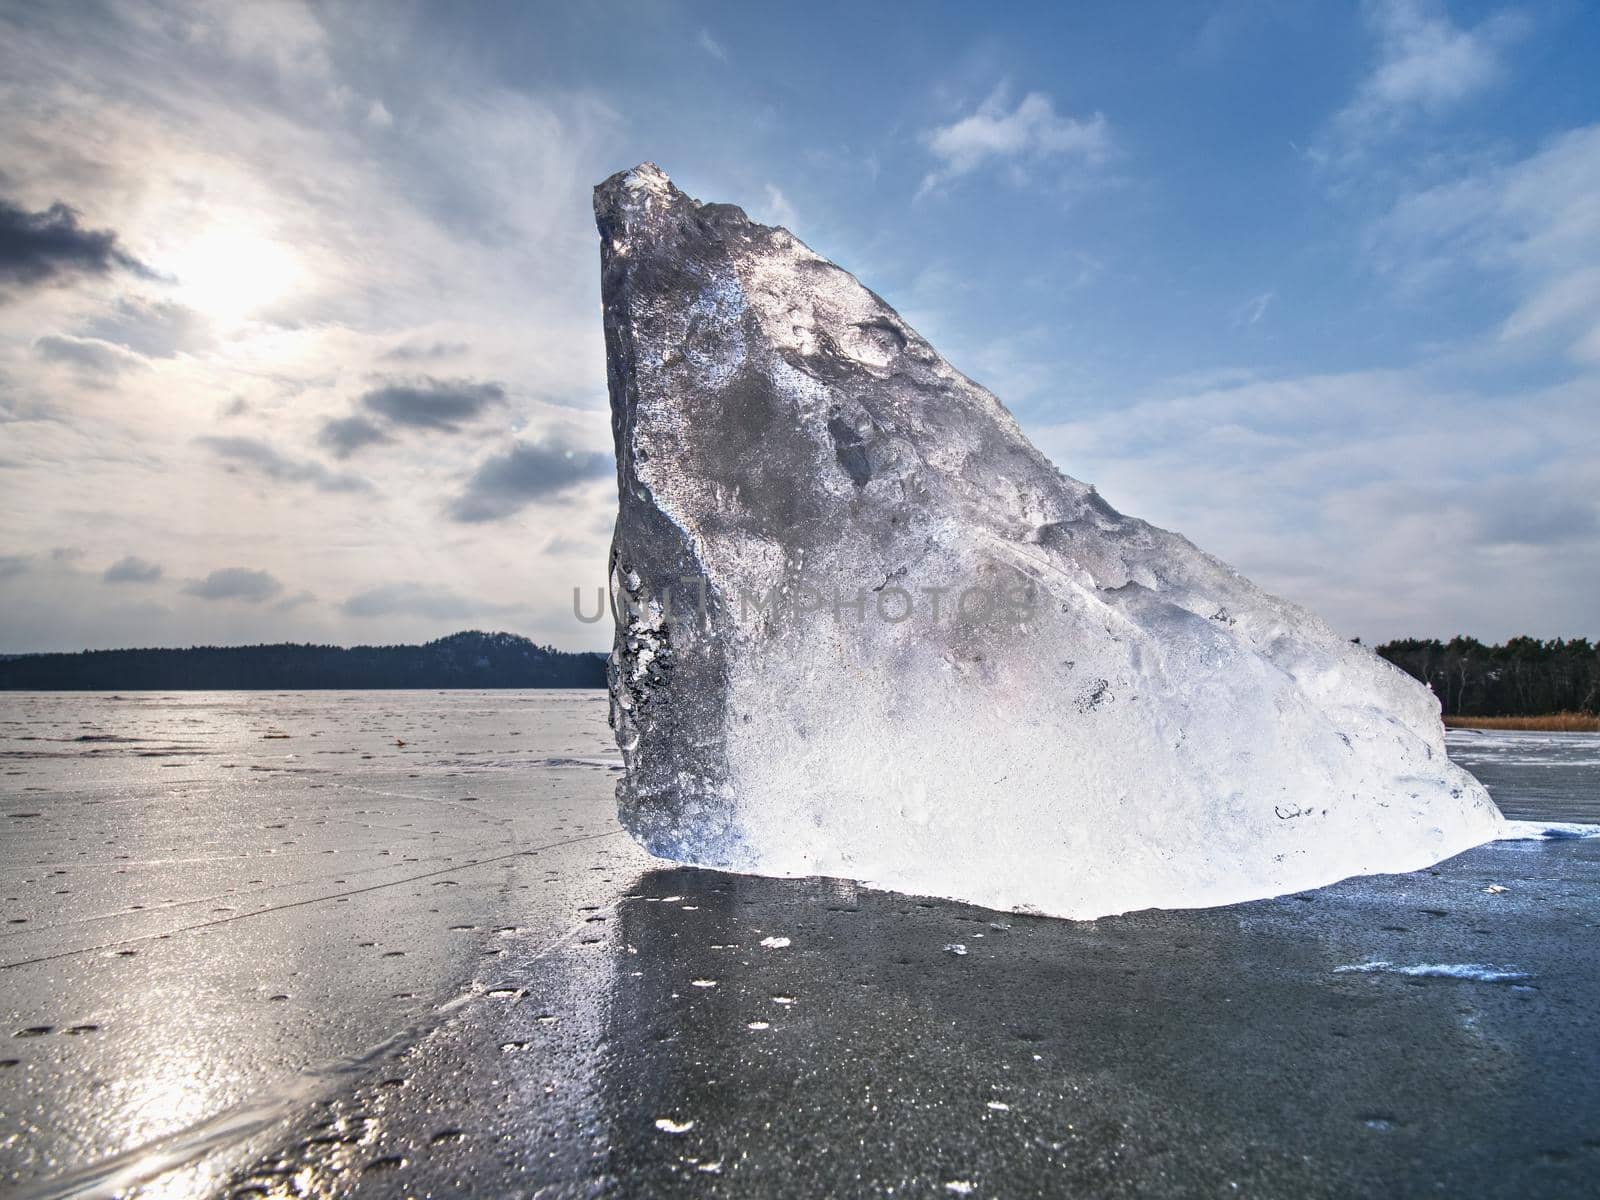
[1445,713,1600,732]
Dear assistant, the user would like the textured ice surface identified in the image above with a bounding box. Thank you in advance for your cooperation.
[595,163,1503,919]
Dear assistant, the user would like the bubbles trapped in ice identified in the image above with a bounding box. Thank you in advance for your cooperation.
[654,1117,695,1134]
[690,979,717,988]
[944,943,968,956]
[747,1020,771,1030]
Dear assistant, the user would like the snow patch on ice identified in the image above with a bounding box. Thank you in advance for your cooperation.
[1497,820,1600,841]
[1335,961,1531,983]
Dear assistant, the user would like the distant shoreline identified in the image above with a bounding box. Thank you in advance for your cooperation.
[0,631,606,691]
[0,686,608,693]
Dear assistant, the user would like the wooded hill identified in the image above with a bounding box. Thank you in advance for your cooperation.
[0,630,606,690]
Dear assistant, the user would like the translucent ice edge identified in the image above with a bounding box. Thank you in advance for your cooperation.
[1497,820,1600,841]
[1335,961,1532,983]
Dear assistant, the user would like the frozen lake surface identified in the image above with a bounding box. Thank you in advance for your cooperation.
[2,691,1598,1198]
[1444,726,1600,825]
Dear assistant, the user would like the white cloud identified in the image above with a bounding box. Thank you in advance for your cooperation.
[1232,290,1275,328]
[0,0,621,651]
[196,435,372,493]
[920,85,1111,194]
[1325,0,1524,157]
[34,333,147,375]
[1369,122,1600,362]
[190,0,339,96]
[341,581,506,619]
[757,183,798,230]
[696,29,727,62]
[1030,367,1600,642]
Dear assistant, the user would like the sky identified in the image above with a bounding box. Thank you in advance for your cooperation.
[1,0,1597,653]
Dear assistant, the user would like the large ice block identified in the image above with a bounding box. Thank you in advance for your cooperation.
[595,163,1502,919]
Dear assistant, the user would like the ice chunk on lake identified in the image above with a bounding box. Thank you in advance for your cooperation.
[593,163,1503,920]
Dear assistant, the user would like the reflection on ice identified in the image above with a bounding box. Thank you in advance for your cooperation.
[1,692,1598,1195]
[0,690,632,1195]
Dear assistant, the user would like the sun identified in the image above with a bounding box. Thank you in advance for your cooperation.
[155,223,302,324]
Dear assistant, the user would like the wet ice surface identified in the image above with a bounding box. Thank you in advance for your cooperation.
[1445,727,1600,825]
[2,696,1599,1198]
[0,691,635,1195]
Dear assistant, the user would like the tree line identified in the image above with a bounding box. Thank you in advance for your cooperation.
[1375,636,1600,716]
[0,630,606,691]
[3,628,1593,713]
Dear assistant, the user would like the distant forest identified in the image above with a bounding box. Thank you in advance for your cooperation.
[1,629,1593,713]
[0,631,605,691]
[1376,637,1600,716]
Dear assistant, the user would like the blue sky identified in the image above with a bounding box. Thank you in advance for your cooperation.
[1,0,1596,650]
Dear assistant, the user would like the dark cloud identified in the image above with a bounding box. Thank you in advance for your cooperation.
[0,554,27,579]
[319,376,506,459]
[35,334,146,374]
[197,435,371,493]
[103,555,162,584]
[448,439,613,523]
[183,567,283,603]
[360,376,504,431]
[340,581,487,619]
[317,414,390,459]
[1475,496,1598,547]
[0,198,150,289]
[84,296,209,358]
[379,340,470,362]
